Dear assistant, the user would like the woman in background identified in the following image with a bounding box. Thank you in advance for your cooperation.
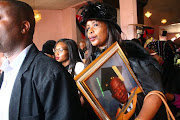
[54,38,87,117]
[54,38,84,77]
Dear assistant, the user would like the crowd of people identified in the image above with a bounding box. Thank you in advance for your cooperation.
[0,0,179,120]
[132,27,180,119]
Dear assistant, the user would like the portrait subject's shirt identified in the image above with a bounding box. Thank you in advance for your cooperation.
[0,44,32,120]
[119,93,133,112]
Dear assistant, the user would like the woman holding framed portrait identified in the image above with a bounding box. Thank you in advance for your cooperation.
[77,1,168,120]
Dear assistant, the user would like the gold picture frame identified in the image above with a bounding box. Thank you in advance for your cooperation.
[75,42,144,120]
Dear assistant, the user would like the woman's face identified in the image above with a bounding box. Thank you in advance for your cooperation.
[86,20,107,47]
[54,42,69,63]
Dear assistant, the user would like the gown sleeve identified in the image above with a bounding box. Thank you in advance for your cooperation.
[121,41,164,94]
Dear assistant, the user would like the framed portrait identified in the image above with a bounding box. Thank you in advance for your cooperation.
[74,42,144,120]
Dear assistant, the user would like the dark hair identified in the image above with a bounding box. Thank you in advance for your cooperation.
[55,39,82,75]
[6,0,35,40]
[42,40,56,55]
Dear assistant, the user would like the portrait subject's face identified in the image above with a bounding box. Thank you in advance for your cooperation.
[110,77,128,104]
[86,20,107,48]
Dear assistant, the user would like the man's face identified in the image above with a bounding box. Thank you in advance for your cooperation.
[0,1,22,55]
[110,77,128,104]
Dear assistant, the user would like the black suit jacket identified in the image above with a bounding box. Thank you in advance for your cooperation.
[8,44,82,120]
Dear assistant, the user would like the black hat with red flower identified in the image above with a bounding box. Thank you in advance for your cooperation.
[77,1,121,34]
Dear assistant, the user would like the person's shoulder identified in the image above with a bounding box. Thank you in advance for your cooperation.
[120,40,162,72]
[75,62,85,70]
[34,52,64,72]
[75,62,85,75]
[31,52,73,83]
[120,40,150,60]
[36,52,56,63]
[76,61,84,66]
[121,40,144,52]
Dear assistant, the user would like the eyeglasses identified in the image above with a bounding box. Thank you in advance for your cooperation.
[53,48,68,53]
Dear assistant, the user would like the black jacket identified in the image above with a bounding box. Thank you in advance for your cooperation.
[120,41,166,120]
[91,41,165,120]
[8,44,82,120]
[92,41,164,94]
[121,41,164,94]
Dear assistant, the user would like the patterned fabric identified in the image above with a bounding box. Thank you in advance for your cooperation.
[146,41,175,67]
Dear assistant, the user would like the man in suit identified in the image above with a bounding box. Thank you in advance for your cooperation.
[0,0,82,120]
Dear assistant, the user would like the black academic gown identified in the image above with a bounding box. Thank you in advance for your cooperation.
[91,41,166,120]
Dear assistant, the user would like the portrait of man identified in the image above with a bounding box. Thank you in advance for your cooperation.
[100,66,144,120]
[110,77,144,120]
[110,77,128,104]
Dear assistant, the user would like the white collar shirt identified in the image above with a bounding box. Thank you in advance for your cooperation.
[0,44,32,120]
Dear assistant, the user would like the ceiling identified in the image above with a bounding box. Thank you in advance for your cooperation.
[20,0,180,33]
[144,0,180,33]
[144,0,180,25]
[20,0,86,10]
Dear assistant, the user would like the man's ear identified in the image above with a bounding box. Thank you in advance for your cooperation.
[21,21,30,34]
